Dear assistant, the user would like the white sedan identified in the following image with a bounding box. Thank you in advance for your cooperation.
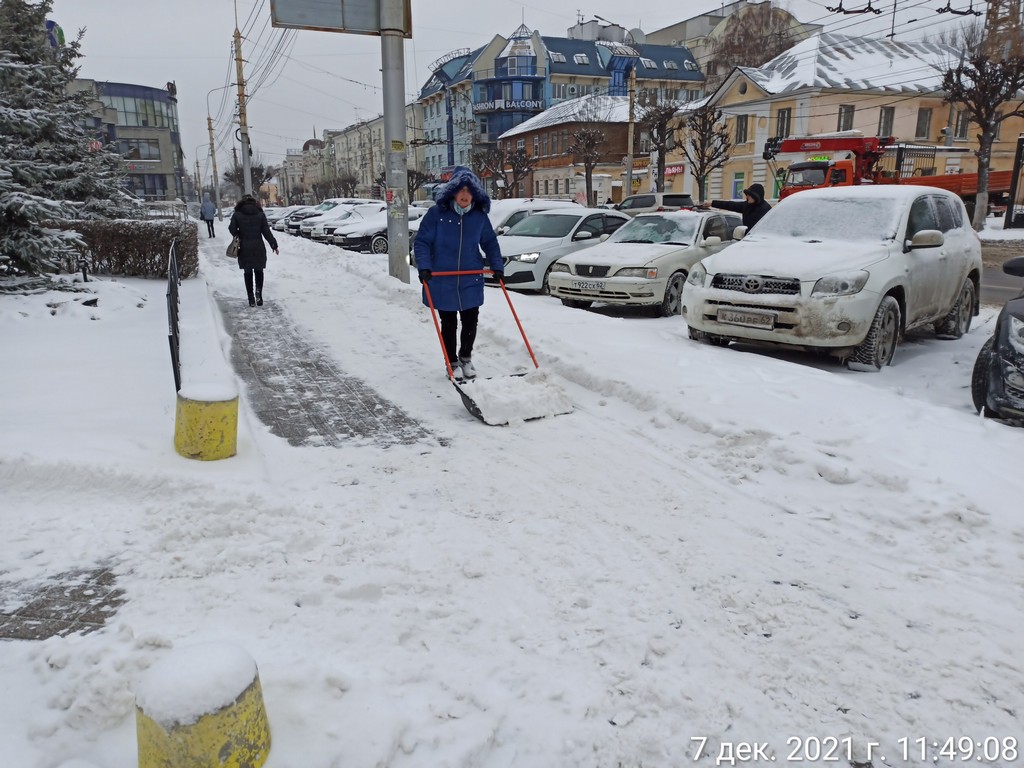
[548,210,740,316]
[498,208,631,291]
[681,185,982,370]
[333,207,427,253]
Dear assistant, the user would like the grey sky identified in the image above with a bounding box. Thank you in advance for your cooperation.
[47,0,963,185]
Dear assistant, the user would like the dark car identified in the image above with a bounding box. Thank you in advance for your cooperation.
[972,256,1024,423]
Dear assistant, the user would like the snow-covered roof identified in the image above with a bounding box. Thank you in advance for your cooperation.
[740,32,961,95]
[498,94,631,140]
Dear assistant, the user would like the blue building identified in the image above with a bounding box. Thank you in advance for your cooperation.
[416,21,705,183]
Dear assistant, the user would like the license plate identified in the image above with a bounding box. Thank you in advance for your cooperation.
[571,280,605,291]
[717,307,776,329]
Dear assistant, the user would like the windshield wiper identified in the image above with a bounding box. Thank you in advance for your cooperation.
[664,241,690,246]
[618,238,653,243]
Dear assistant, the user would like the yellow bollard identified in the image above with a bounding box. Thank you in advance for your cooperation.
[136,644,271,768]
[173,388,238,461]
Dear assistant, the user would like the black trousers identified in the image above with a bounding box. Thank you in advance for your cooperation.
[205,219,215,237]
[438,307,479,363]
[243,268,264,300]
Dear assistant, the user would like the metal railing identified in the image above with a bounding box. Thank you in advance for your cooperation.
[166,238,181,392]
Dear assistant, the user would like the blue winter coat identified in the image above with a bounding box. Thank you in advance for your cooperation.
[414,167,503,312]
[200,196,217,221]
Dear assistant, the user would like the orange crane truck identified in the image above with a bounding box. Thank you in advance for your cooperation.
[762,134,1011,219]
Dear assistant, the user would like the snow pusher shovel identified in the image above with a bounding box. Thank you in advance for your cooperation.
[423,270,573,426]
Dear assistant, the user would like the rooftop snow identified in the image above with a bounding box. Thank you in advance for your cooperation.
[499,94,630,139]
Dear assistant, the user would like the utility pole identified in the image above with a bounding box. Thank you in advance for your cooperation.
[194,158,201,202]
[625,64,637,197]
[233,28,254,196]
[380,0,410,282]
[207,115,223,220]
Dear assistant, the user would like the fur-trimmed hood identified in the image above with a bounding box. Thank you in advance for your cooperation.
[435,166,491,214]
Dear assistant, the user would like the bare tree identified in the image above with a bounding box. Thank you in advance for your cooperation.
[565,128,606,206]
[338,171,359,197]
[937,21,1024,228]
[505,148,536,198]
[222,152,278,196]
[472,147,508,198]
[679,103,732,203]
[637,98,683,192]
[373,169,433,200]
[705,3,802,90]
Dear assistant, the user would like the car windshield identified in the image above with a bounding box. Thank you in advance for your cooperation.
[504,214,579,238]
[785,166,826,187]
[752,196,903,242]
[609,216,697,245]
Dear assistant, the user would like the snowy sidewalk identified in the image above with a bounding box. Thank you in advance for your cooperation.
[215,292,434,448]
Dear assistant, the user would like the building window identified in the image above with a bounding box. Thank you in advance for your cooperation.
[533,136,539,156]
[517,138,525,151]
[478,116,488,137]
[507,58,517,76]
[955,110,970,139]
[735,114,748,145]
[502,82,512,100]
[550,51,566,63]
[664,60,678,70]
[544,179,549,195]
[639,131,651,154]
[554,179,559,195]
[641,57,657,69]
[732,172,746,199]
[837,104,855,132]
[119,138,161,161]
[573,53,589,65]
[542,133,549,156]
[535,180,540,195]
[878,106,895,138]
[684,60,699,71]
[775,108,791,139]
[915,107,932,139]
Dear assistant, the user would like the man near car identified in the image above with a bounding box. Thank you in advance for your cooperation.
[702,183,772,230]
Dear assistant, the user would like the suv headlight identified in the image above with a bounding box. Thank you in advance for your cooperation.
[1008,315,1024,355]
[550,262,570,274]
[686,262,706,287]
[811,271,869,297]
[510,252,540,263]
[615,267,658,278]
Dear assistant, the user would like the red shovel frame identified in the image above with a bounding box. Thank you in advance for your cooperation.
[421,270,539,380]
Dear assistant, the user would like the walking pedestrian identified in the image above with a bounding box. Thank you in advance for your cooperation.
[701,183,772,230]
[228,194,279,307]
[200,193,217,238]
[413,166,504,380]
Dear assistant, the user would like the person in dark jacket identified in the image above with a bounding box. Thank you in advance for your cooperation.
[200,193,217,238]
[228,194,279,307]
[702,182,772,230]
[413,166,504,380]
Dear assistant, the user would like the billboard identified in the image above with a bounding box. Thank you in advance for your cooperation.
[269,0,412,38]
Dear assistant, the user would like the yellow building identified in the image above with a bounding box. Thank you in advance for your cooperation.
[671,32,1024,201]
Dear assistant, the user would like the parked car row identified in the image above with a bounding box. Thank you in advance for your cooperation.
[275,199,428,254]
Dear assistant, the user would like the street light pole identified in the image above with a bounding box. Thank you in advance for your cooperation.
[206,85,233,221]
[381,0,410,283]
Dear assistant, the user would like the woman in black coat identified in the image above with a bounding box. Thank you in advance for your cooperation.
[229,194,279,306]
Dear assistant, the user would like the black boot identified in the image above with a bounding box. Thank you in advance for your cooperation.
[255,291,263,307]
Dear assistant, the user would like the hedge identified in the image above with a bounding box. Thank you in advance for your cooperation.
[52,218,200,279]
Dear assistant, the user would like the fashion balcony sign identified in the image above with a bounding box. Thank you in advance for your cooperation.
[476,99,544,112]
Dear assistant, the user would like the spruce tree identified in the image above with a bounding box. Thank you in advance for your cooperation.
[0,0,133,277]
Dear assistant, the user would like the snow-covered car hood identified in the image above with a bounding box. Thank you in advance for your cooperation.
[498,235,565,256]
[558,240,685,266]
[700,237,889,279]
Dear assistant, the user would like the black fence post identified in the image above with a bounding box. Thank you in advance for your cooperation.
[166,239,181,392]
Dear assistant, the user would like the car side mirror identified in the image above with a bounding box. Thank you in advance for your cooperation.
[599,233,610,242]
[496,226,508,235]
[906,229,944,249]
[732,225,748,240]
[701,236,722,247]
[1003,255,1024,277]
[573,230,594,241]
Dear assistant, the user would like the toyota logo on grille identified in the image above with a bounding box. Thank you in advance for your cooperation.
[741,276,763,293]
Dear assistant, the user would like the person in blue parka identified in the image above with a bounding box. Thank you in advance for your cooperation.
[414,166,504,380]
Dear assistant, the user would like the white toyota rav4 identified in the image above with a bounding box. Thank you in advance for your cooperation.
[681,185,982,370]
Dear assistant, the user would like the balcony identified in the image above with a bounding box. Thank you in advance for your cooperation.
[473,67,547,82]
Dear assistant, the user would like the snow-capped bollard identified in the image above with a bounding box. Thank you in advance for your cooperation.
[173,383,238,461]
[135,643,271,768]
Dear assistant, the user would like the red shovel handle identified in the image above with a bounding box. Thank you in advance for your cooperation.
[421,269,539,370]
